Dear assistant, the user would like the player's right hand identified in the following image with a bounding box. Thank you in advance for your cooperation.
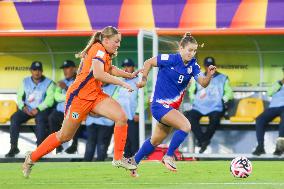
[136,80,146,88]
[122,83,134,92]
[129,69,142,79]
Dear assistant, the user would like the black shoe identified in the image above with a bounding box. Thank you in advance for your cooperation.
[56,145,63,154]
[252,145,265,156]
[273,138,284,156]
[5,147,20,158]
[196,141,202,147]
[65,145,77,154]
[199,140,210,153]
[273,148,283,156]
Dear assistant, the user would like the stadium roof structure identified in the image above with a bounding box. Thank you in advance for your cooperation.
[1,28,284,37]
[1,0,284,36]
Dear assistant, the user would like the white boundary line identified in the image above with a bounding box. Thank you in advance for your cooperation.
[2,182,284,185]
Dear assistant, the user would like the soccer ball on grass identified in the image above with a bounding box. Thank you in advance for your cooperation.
[230,157,252,178]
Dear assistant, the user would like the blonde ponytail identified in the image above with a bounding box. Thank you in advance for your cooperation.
[75,34,95,59]
[75,26,120,59]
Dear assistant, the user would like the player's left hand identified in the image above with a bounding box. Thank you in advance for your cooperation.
[208,65,217,76]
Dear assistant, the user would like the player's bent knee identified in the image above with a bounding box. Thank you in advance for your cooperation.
[181,125,191,133]
[114,113,128,126]
[56,132,72,143]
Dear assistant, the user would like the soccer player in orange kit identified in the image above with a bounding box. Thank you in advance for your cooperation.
[22,26,139,178]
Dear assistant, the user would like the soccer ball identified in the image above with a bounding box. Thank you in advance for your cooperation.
[230,157,252,178]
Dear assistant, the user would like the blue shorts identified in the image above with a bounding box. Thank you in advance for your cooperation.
[151,102,174,122]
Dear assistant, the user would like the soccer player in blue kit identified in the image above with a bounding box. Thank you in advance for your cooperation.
[132,33,217,177]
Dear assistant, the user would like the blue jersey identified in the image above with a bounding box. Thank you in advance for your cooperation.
[153,53,201,109]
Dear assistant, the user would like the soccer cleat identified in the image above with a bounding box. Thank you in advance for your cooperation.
[162,155,177,172]
[112,157,137,170]
[128,157,139,177]
[252,145,265,156]
[22,151,35,178]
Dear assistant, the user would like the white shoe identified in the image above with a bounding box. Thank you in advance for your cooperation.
[162,155,177,172]
[22,151,35,178]
[128,157,139,177]
[112,157,137,170]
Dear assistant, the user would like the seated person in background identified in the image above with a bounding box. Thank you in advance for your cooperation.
[115,58,140,158]
[48,60,78,154]
[6,61,55,157]
[252,67,284,156]
[84,84,116,161]
[184,57,233,153]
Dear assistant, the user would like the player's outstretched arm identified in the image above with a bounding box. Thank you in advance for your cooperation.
[109,65,140,79]
[93,60,134,92]
[136,57,157,88]
[197,65,217,88]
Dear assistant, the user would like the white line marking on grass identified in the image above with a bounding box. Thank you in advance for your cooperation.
[3,183,284,185]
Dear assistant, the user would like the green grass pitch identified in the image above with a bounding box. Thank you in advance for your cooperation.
[1,161,283,189]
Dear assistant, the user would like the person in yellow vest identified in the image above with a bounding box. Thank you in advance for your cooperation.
[6,61,55,157]
[252,67,284,156]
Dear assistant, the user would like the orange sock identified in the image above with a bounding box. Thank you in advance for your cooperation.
[31,132,61,162]
[113,125,128,160]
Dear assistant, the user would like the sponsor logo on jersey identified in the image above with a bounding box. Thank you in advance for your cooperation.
[161,54,169,60]
[72,112,79,119]
[162,104,170,108]
[96,50,105,58]
[187,66,192,74]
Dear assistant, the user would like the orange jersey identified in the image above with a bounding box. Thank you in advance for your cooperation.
[68,43,112,100]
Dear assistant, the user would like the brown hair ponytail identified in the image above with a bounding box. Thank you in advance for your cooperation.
[179,32,198,48]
